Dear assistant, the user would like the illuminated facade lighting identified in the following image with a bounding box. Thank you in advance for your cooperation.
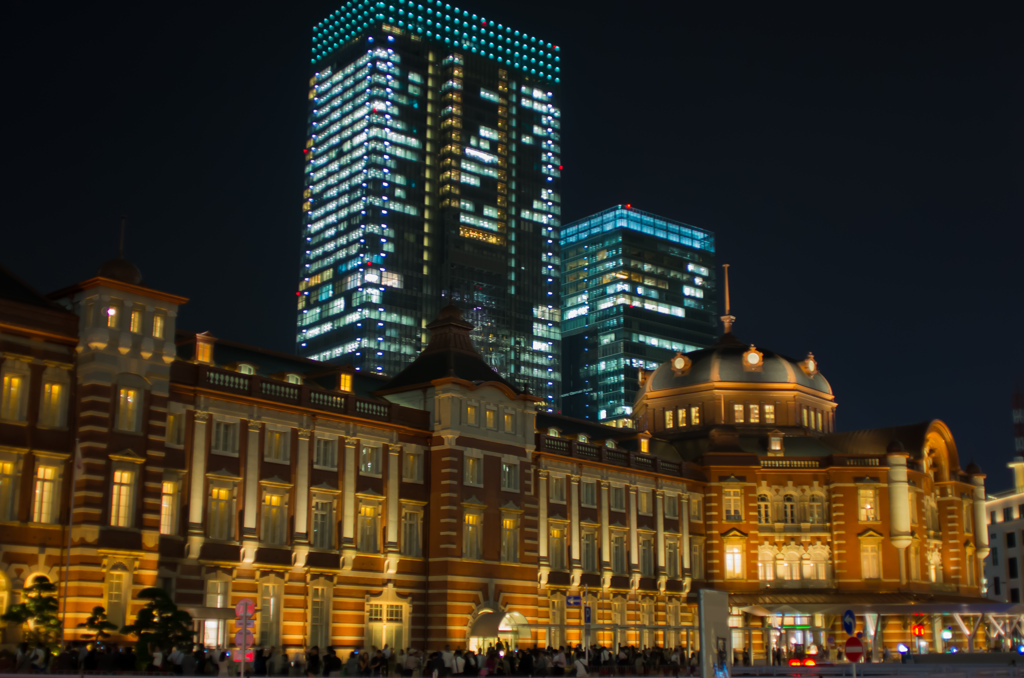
[298,0,562,404]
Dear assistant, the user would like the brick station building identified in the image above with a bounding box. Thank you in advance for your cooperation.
[0,260,995,661]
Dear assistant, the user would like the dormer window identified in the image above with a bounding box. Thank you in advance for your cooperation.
[768,431,785,455]
[547,428,559,437]
[285,374,302,385]
[577,434,588,443]
[237,364,256,375]
[339,373,353,392]
[195,333,215,364]
[605,439,615,449]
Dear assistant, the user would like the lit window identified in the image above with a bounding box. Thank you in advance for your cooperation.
[106,306,119,329]
[725,544,744,579]
[339,373,353,392]
[312,498,335,549]
[769,435,783,452]
[677,408,687,427]
[664,409,674,429]
[32,465,58,523]
[500,461,519,492]
[160,481,177,535]
[238,364,256,375]
[309,585,331,650]
[808,495,825,524]
[690,406,700,425]
[503,412,514,432]
[262,493,286,545]
[815,410,823,431]
[196,341,213,364]
[106,569,129,628]
[666,538,680,578]
[724,489,742,521]
[265,430,290,462]
[802,407,809,427]
[582,530,598,572]
[611,533,627,574]
[757,494,771,524]
[259,581,282,647]
[0,372,26,422]
[501,514,519,562]
[152,314,165,339]
[358,502,380,552]
[0,461,16,521]
[485,408,496,428]
[690,495,703,520]
[402,449,424,482]
[764,404,775,424]
[549,525,567,570]
[640,537,655,576]
[166,412,185,447]
[117,388,141,432]
[467,404,478,425]
[691,541,704,580]
[749,404,760,424]
[733,403,744,424]
[463,511,483,559]
[638,490,652,515]
[858,488,878,522]
[130,308,143,334]
[861,543,881,579]
[464,455,483,486]
[360,445,382,475]
[39,382,65,428]
[783,495,797,524]
[208,486,234,540]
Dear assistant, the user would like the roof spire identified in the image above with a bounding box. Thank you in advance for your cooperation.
[720,263,736,335]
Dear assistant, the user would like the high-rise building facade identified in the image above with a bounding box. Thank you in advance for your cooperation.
[297,1,562,407]
[560,206,716,425]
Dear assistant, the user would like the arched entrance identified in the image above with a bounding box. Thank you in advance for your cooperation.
[467,610,532,652]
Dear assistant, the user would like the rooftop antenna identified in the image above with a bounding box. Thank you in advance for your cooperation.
[118,215,126,259]
[720,263,735,334]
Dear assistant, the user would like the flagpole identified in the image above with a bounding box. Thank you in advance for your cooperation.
[61,439,81,648]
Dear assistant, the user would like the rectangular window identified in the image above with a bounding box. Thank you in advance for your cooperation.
[690,406,700,425]
[110,470,134,527]
[724,489,742,521]
[106,570,128,627]
[463,511,483,559]
[549,476,566,503]
[358,502,379,552]
[1009,532,1017,548]
[611,486,626,512]
[638,490,652,515]
[212,421,239,455]
[581,481,597,507]
[129,308,143,333]
[402,449,424,482]
[764,404,775,424]
[611,533,627,574]
[677,408,687,427]
[166,412,184,447]
[259,582,282,647]
[1011,557,1020,580]
[503,412,514,432]
[733,403,744,423]
[691,542,704,579]
[39,382,65,428]
[265,430,289,462]
[208,486,234,540]
[1006,507,1014,521]
[808,495,825,524]
[500,461,519,491]
[485,408,496,428]
[640,537,654,576]
[262,493,286,545]
[466,404,478,425]
[401,508,422,557]
[582,531,598,572]
[749,404,760,424]
[160,481,177,534]
[664,409,674,429]
[666,538,679,578]
[32,465,58,523]
[690,495,703,520]
[360,445,381,475]
[314,438,337,469]
[993,547,1000,566]
[0,461,16,521]
[501,515,518,562]
[859,488,878,522]
[665,494,678,519]
[725,544,743,579]
[861,543,881,579]
[310,586,330,650]
[117,387,141,432]
[152,314,165,339]
[549,526,566,570]
[465,455,483,486]
[1,374,26,422]
[312,498,335,549]
[203,580,229,648]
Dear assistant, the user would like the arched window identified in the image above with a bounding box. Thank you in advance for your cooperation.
[757,495,771,524]
[808,494,826,524]
[757,546,775,582]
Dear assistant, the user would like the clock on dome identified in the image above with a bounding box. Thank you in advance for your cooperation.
[801,352,818,376]
[670,352,691,375]
[742,345,763,371]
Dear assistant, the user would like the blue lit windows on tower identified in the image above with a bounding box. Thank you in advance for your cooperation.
[559,206,717,425]
[297,2,561,405]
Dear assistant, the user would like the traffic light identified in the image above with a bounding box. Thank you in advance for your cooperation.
[912,623,925,637]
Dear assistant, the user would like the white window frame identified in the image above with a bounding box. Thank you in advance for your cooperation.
[360,445,382,476]
[311,495,336,549]
[500,513,519,562]
[639,535,655,576]
[549,476,566,503]
[211,420,240,456]
[32,462,61,524]
[400,505,423,557]
[610,485,626,512]
[38,369,69,428]
[858,487,879,522]
[208,483,236,540]
[259,579,283,647]
[1,361,30,423]
[611,531,628,575]
[664,493,678,519]
[581,480,597,508]
[500,460,519,492]
[581,528,598,573]
[0,457,18,521]
[309,583,332,649]
[402,448,424,483]
[314,437,338,470]
[357,499,381,552]
[463,509,483,560]
[464,453,483,487]
[724,488,742,521]
[638,489,653,516]
[549,523,567,571]
[261,489,288,546]
[116,387,142,432]
[110,468,136,527]
[265,429,291,463]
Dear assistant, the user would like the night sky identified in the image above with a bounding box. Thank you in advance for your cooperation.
[4,3,1021,488]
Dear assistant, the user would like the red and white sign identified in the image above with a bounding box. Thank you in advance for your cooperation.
[844,636,863,663]
[235,599,255,617]
[232,651,255,663]
[234,629,255,648]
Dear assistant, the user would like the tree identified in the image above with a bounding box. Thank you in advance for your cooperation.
[77,606,118,643]
[120,587,195,669]
[1,576,62,649]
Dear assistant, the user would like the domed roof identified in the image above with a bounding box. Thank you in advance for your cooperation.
[640,333,833,397]
[98,257,142,286]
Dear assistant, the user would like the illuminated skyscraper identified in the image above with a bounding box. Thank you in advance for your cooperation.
[560,206,717,425]
[297,2,562,405]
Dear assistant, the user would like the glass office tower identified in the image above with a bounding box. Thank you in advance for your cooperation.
[297,1,562,406]
[560,206,717,426]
